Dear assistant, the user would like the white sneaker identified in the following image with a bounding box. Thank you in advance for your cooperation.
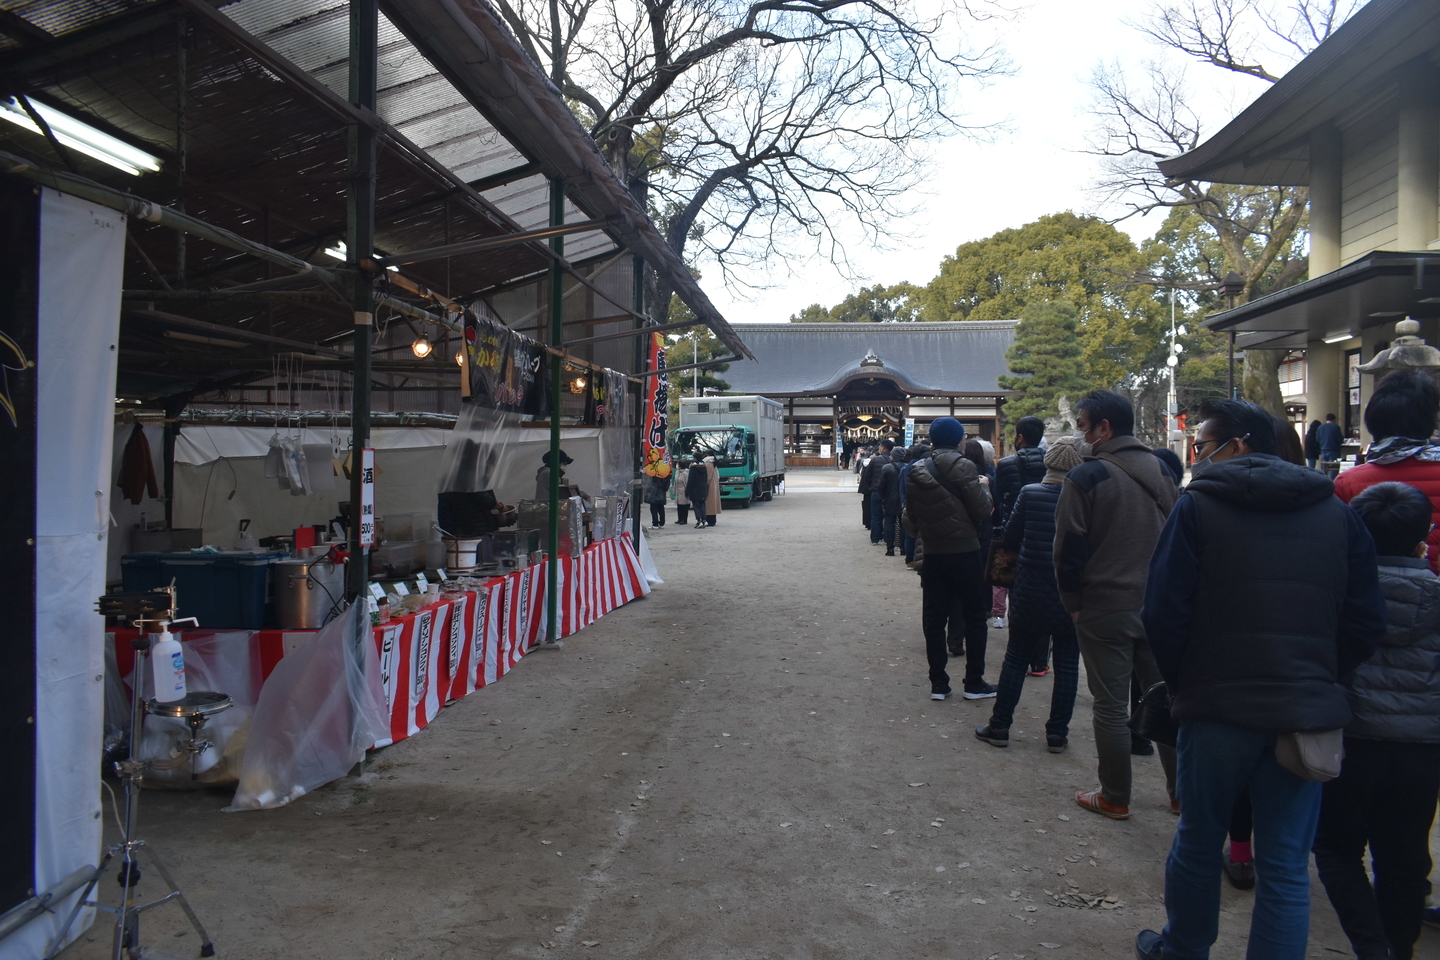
[989,616,1006,629]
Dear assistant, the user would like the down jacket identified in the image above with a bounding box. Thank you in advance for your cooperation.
[1347,557,1440,744]
[902,449,992,555]
[859,452,889,495]
[877,459,905,516]
[993,446,1047,530]
[1002,480,1064,621]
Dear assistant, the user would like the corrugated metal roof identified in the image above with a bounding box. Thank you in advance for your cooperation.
[720,321,1018,397]
[0,0,744,402]
[220,0,615,263]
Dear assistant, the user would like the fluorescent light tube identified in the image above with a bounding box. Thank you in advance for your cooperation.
[0,98,161,176]
[1322,333,1353,344]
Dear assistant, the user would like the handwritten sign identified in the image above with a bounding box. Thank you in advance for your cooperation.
[359,447,376,547]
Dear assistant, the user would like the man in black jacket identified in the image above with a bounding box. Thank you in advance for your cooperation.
[862,440,894,543]
[877,445,910,556]
[993,416,1048,529]
[1134,399,1386,960]
[992,416,1048,633]
[903,418,996,700]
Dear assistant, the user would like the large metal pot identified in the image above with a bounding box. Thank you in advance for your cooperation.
[273,557,346,629]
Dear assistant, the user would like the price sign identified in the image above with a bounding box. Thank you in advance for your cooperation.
[359,447,377,547]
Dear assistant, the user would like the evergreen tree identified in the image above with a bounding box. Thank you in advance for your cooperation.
[917,212,1164,387]
[788,304,832,323]
[998,301,1089,425]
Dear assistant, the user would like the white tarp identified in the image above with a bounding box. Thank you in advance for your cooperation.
[160,423,619,550]
[173,425,456,464]
[20,189,125,958]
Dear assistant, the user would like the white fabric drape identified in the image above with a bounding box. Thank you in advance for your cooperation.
[22,189,125,958]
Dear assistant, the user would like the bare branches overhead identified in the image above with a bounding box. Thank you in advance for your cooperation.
[1134,1,1364,84]
[490,0,1007,312]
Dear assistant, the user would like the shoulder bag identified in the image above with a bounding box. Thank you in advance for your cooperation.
[1127,681,1178,747]
[1274,730,1344,782]
[984,540,1018,588]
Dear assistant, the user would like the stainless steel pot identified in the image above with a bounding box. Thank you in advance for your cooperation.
[274,557,346,629]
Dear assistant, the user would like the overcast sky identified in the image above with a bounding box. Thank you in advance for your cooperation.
[710,0,1281,324]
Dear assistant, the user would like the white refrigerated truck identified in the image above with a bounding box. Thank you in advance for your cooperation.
[673,395,785,506]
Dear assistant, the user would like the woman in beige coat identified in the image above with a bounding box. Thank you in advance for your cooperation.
[674,461,691,526]
[703,455,722,526]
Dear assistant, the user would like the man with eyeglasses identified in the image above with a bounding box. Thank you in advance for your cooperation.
[1055,388,1179,822]
[1134,398,1384,960]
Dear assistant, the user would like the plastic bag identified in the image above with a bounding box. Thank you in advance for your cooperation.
[224,606,388,811]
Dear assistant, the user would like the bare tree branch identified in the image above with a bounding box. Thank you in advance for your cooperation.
[491,0,1009,315]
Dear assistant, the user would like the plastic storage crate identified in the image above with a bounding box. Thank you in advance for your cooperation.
[120,551,285,629]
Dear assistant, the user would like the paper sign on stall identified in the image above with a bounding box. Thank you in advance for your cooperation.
[359,448,377,546]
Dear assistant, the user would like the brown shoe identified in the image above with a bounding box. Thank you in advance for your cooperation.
[1075,789,1129,820]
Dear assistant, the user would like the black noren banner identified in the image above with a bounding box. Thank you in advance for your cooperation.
[0,179,39,911]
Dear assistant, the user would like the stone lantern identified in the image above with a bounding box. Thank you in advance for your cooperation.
[1357,317,1440,374]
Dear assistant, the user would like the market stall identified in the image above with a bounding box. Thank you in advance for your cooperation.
[2,0,748,953]
[107,534,647,772]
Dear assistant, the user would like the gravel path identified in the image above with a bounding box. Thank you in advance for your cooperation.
[63,469,1426,959]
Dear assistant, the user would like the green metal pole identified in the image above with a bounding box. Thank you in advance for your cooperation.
[632,254,645,543]
[346,0,377,618]
[546,178,564,643]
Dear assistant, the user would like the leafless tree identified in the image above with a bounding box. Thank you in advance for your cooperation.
[1086,0,1361,414]
[490,0,1006,317]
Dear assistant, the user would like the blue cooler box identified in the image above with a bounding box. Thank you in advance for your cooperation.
[120,551,285,629]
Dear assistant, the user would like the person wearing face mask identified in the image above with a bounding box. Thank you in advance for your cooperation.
[1133,398,1386,960]
[1054,389,1179,821]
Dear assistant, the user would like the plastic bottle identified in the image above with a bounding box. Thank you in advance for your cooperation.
[150,622,187,703]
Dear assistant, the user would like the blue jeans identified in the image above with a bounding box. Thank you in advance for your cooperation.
[1161,720,1322,960]
[870,495,885,542]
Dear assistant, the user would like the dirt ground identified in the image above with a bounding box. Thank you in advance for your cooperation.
[64,468,1438,960]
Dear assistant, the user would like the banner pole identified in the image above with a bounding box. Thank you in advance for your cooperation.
[546,178,564,644]
[632,255,645,544]
[345,0,377,619]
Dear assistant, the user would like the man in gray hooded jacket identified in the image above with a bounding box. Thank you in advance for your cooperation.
[1313,481,1440,960]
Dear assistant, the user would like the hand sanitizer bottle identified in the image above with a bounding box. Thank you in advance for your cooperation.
[150,622,187,703]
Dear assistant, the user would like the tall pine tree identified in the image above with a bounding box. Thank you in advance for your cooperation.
[998,301,1088,426]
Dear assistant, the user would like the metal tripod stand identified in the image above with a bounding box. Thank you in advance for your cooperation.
[46,591,226,960]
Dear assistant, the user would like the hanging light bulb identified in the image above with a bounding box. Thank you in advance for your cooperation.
[411,335,433,358]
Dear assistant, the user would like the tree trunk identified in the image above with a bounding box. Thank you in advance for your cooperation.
[1242,347,1286,418]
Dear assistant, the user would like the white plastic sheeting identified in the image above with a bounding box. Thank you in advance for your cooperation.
[636,529,663,586]
[118,633,265,790]
[438,404,629,509]
[224,606,388,811]
[22,189,125,958]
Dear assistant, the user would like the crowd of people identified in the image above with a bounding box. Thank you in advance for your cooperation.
[642,454,722,530]
[853,373,1440,960]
